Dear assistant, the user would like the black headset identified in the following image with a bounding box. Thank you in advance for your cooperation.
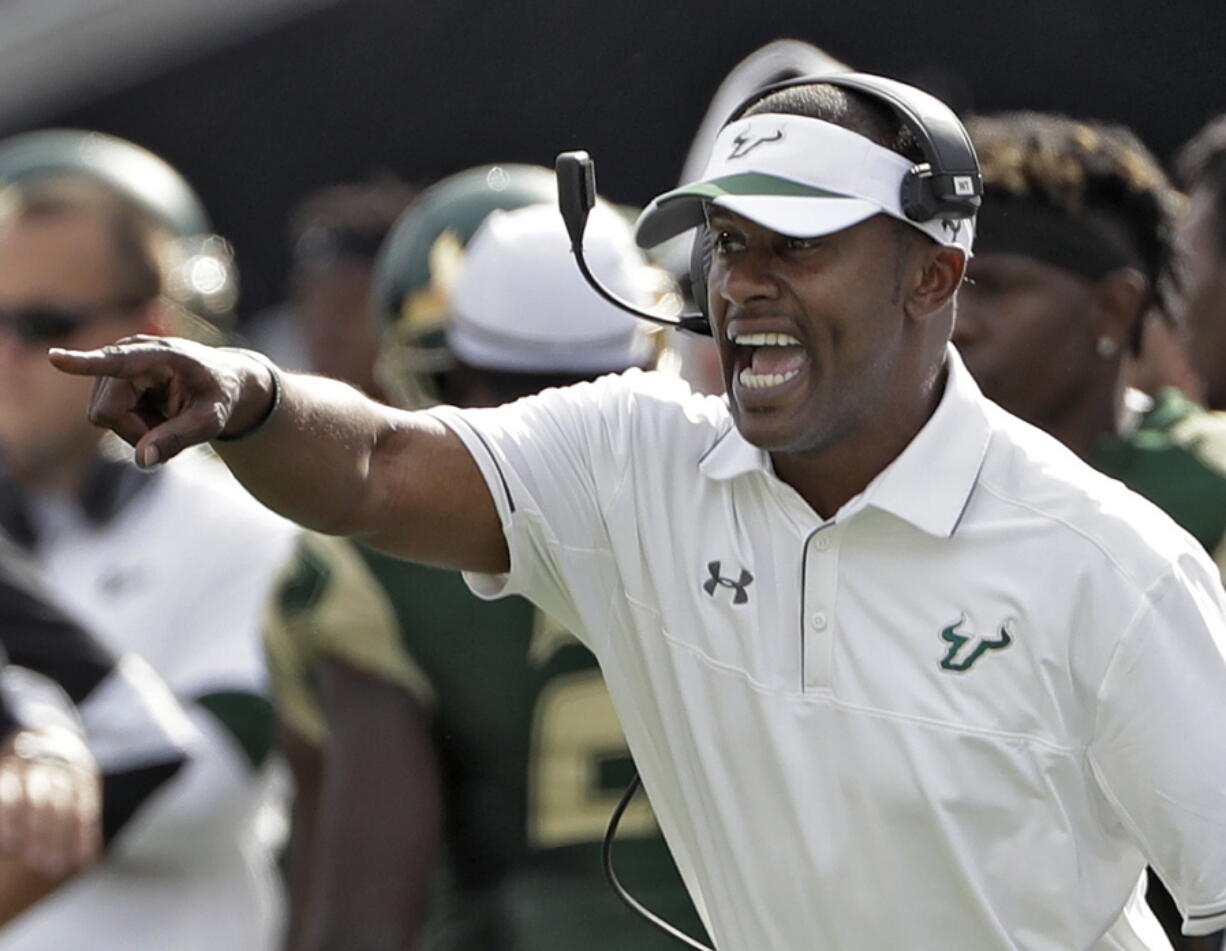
[557,71,982,335]
[735,72,983,223]
[688,72,983,324]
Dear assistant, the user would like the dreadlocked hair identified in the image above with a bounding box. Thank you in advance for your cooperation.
[968,111,1182,321]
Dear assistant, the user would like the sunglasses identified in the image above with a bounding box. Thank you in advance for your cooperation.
[0,301,145,346]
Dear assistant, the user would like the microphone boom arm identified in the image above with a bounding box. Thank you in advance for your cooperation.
[555,151,711,337]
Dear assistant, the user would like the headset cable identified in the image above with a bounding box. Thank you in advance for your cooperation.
[603,771,715,951]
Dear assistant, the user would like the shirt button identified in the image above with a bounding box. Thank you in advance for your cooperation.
[814,536,831,552]
[810,612,828,631]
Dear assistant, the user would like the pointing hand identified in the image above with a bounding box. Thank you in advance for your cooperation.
[48,335,278,467]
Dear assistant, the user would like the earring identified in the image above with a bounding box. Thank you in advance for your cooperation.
[1096,336,1119,358]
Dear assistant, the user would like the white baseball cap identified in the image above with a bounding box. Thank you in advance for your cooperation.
[635,114,975,255]
[448,202,656,373]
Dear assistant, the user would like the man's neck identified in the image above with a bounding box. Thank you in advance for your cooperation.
[6,440,99,498]
[770,364,948,521]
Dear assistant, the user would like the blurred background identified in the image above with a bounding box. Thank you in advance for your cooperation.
[0,0,1219,320]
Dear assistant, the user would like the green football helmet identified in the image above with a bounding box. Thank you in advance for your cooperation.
[371,163,558,407]
[0,129,238,328]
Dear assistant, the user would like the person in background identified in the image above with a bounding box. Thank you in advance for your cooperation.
[0,131,297,950]
[245,178,417,399]
[1174,114,1226,412]
[953,110,1226,949]
[264,163,707,950]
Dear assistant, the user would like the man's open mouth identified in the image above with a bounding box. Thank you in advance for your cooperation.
[729,331,807,389]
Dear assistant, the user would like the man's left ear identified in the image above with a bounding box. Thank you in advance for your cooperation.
[1091,267,1148,346]
[904,245,966,320]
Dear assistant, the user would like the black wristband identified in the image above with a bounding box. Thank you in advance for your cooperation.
[214,348,284,442]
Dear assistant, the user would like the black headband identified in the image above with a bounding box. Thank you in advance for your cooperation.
[973,194,1138,281]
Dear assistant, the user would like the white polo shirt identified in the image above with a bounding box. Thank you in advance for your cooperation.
[428,348,1226,951]
[1,449,297,951]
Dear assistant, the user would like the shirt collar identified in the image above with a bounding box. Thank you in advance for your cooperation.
[861,346,991,537]
[0,449,155,549]
[698,345,992,538]
[697,411,770,481]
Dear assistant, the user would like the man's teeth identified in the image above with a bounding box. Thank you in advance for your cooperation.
[729,331,801,346]
[738,367,800,389]
[728,330,804,388]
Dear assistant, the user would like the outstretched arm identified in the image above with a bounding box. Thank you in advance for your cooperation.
[49,337,507,573]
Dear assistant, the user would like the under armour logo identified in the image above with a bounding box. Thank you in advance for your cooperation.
[703,561,754,604]
[941,218,963,238]
[728,126,784,160]
[939,616,1012,672]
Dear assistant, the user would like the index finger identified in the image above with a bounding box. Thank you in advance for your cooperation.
[48,343,175,380]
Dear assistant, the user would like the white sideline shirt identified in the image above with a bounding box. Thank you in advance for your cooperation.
[428,348,1226,951]
[2,449,297,951]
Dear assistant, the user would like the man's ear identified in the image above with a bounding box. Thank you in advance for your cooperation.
[1090,266,1148,351]
[904,244,966,321]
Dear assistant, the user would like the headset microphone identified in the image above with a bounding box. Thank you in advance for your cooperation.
[555,151,712,337]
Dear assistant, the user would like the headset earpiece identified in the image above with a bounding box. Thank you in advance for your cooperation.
[688,226,712,322]
[900,164,939,222]
[900,162,981,223]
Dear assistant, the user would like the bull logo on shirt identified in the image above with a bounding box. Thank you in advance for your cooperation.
[939,616,1012,672]
[703,561,754,605]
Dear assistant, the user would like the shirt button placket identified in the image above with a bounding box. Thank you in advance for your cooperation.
[802,524,841,692]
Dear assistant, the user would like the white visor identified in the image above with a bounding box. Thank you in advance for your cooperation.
[635,115,974,255]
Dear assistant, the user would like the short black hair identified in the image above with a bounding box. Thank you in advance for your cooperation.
[1176,114,1226,254]
[740,83,924,164]
[969,111,1180,321]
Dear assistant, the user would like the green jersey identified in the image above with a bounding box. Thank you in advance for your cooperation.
[265,533,707,951]
[1093,388,1226,577]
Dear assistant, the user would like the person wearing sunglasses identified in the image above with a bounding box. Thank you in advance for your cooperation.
[0,169,297,951]
[0,183,164,498]
[0,301,149,345]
